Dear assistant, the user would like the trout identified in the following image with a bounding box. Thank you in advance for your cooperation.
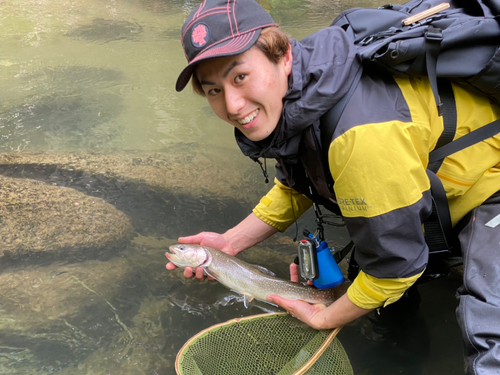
[166,244,338,307]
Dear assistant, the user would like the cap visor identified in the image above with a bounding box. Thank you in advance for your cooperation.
[175,29,261,92]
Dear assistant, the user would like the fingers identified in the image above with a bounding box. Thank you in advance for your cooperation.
[182,266,204,281]
[166,262,177,271]
[290,263,299,283]
[180,266,215,282]
[178,233,207,245]
[178,232,229,252]
[183,266,196,279]
[195,267,205,280]
[266,295,286,308]
[289,263,314,285]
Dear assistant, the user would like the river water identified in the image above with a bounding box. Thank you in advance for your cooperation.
[0,0,464,374]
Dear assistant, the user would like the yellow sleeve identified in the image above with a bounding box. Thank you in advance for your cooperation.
[347,269,424,309]
[252,178,313,232]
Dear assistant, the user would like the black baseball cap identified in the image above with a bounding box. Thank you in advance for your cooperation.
[175,0,277,92]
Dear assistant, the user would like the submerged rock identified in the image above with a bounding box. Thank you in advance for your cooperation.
[0,175,132,262]
[0,148,267,203]
[65,19,143,43]
[1,66,125,151]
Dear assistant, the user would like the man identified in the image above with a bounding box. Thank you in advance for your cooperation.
[167,0,500,373]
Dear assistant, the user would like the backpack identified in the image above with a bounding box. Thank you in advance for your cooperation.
[333,0,500,110]
[320,0,500,282]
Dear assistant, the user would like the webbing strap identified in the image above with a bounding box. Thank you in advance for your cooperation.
[428,79,457,173]
[425,80,500,253]
[429,117,500,163]
[425,170,454,251]
[423,27,457,253]
[333,240,354,263]
[424,78,457,252]
[425,26,443,116]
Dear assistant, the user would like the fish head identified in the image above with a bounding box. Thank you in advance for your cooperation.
[166,244,210,268]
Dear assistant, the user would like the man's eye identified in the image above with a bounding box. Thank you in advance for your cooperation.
[235,74,246,83]
[207,88,221,96]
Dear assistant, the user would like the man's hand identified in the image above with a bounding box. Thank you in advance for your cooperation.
[166,232,236,282]
[266,295,328,330]
[267,263,373,330]
[267,263,326,329]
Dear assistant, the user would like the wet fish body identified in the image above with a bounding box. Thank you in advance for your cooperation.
[166,244,337,307]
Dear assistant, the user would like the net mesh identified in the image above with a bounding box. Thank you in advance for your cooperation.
[176,312,353,375]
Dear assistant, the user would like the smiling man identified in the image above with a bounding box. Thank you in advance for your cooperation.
[195,45,291,141]
[168,1,500,374]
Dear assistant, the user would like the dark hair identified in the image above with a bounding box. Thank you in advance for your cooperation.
[191,27,290,96]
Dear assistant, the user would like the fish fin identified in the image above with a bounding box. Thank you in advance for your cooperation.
[243,294,254,309]
[249,264,276,277]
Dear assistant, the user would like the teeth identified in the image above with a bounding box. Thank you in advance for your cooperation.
[237,109,259,125]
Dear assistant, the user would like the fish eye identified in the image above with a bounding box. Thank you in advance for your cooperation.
[178,245,185,250]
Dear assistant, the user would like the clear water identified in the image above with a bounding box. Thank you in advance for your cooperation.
[0,0,464,374]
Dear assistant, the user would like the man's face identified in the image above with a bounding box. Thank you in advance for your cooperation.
[195,45,292,142]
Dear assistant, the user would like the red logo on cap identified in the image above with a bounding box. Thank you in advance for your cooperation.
[192,24,209,48]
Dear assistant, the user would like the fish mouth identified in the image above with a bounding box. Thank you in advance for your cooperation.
[165,252,176,261]
[165,245,188,266]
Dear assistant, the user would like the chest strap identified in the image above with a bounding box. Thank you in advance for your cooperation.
[424,78,457,253]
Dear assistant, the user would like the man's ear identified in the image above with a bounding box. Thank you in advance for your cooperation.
[282,44,293,76]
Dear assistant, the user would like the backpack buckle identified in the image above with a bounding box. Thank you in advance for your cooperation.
[425,26,443,41]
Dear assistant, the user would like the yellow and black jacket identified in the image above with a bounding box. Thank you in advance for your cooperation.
[235,26,500,310]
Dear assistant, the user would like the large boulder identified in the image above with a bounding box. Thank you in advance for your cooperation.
[0,175,132,261]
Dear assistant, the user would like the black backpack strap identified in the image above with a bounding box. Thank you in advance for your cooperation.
[425,26,444,115]
[428,79,457,173]
[425,79,500,252]
[429,117,500,163]
[333,240,354,263]
[424,79,457,252]
[425,170,455,251]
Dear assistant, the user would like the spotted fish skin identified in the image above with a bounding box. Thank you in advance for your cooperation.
[166,244,338,307]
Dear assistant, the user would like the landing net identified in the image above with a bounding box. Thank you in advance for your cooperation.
[176,312,353,375]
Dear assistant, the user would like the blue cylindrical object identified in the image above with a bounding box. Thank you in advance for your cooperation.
[312,240,345,289]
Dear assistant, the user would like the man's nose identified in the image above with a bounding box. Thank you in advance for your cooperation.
[224,88,245,116]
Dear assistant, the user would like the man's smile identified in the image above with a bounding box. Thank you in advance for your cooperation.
[237,109,259,126]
